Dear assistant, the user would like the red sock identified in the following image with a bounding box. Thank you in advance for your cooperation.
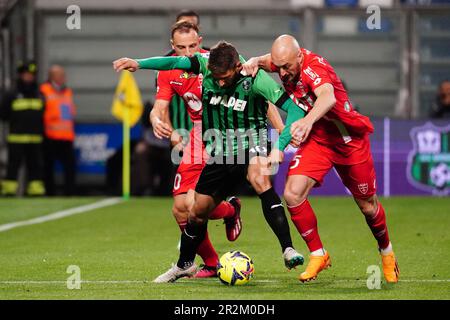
[365,202,390,250]
[177,220,218,267]
[288,199,324,253]
[208,201,234,220]
[196,231,219,267]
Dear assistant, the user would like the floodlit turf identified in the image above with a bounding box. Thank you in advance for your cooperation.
[0,196,449,300]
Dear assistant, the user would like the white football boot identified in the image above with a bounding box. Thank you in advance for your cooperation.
[153,263,198,283]
[283,247,305,270]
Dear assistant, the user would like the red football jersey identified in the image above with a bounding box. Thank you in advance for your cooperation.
[271,48,374,164]
[156,50,209,166]
[155,49,209,122]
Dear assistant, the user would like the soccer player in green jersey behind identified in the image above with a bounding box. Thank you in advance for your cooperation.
[113,41,308,283]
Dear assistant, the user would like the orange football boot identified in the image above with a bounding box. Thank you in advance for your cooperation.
[381,251,399,283]
[299,251,331,282]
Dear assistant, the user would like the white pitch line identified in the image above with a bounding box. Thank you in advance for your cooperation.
[0,279,448,285]
[0,198,123,233]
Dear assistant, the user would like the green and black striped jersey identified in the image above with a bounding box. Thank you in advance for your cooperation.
[137,52,306,155]
[191,52,288,157]
[169,95,193,131]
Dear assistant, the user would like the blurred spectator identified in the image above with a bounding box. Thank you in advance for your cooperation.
[176,10,200,26]
[0,62,46,196]
[131,100,173,195]
[40,65,77,196]
[106,100,173,196]
[430,80,450,119]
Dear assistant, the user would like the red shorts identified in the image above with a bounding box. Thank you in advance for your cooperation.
[172,121,208,196]
[172,161,205,196]
[287,138,376,198]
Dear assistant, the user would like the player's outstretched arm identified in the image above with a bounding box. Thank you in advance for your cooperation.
[266,99,306,165]
[242,54,272,77]
[274,98,306,153]
[267,102,284,135]
[252,70,306,155]
[113,56,193,73]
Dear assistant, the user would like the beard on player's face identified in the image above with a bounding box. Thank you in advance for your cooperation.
[212,65,241,88]
[276,58,301,83]
[281,67,299,83]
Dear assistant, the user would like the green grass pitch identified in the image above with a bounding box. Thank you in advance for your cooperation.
[0,196,449,300]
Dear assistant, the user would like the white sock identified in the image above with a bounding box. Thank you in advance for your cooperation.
[380,242,393,255]
[310,248,325,256]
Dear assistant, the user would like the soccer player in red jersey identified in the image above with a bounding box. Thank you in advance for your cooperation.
[150,21,242,278]
[243,35,399,283]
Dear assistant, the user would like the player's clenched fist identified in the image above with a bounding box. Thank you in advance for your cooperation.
[290,118,313,143]
[113,57,139,72]
[151,117,172,139]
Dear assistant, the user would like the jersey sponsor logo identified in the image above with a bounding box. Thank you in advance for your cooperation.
[183,92,202,112]
[209,94,247,111]
[249,145,267,155]
[304,66,319,82]
[169,81,183,86]
[314,77,322,86]
[289,94,309,112]
[180,72,196,79]
[358,183,369,195]
[407,123,450,195]
[317,57,326,66]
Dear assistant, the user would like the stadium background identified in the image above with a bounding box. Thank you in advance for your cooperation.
[0,0,449,196]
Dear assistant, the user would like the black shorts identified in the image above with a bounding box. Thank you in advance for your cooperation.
[195,163,249,200]
[195,146,269,200]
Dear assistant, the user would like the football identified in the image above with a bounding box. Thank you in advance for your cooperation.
[217,251,254,286]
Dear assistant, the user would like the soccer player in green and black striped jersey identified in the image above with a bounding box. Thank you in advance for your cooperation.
[113,41,307,282]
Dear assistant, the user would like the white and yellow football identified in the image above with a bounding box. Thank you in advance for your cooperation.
[217,251,254,286]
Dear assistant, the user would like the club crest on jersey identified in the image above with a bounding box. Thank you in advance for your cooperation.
[344,101,351,112]
[407,122,450,195]
[242,80,251,92]
[358,183,369,195]
[209,94,247,111]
